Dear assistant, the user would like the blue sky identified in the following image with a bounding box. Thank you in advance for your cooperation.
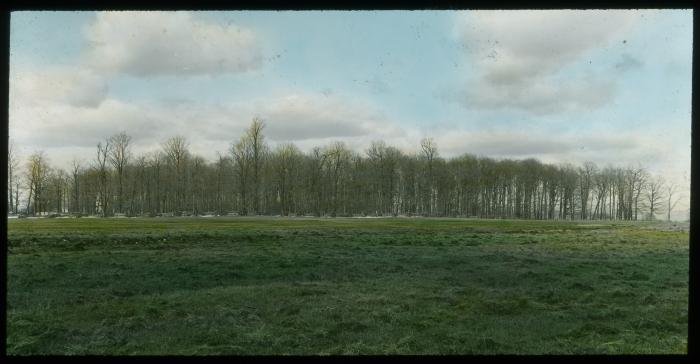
[9,10,693,218]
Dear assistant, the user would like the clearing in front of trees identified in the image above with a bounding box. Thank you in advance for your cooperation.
[6,217,689,354]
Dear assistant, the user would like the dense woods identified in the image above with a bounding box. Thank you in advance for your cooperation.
[7,120,684,221]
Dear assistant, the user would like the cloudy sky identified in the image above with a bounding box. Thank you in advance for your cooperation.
[10,10,692,217]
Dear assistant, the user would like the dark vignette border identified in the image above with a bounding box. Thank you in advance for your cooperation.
[0,0,695,361]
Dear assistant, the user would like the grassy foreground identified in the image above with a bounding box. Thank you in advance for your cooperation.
[6,217,689,355]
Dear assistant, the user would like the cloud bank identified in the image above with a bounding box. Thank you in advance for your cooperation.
[84,11,263,76]
[455,10,641,114]
[10,66,108,108]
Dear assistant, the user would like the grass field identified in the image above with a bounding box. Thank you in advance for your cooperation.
[6,217,689,355]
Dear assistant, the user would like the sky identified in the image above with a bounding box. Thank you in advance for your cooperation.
[9,10,693,219]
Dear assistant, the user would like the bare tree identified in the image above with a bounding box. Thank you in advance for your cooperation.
[25,151,50,215]
[46,168,69,214]
[8,139,20,214]
[232,135,252,215]
[666,182,683,221]
[188,155,206,215]
[214,153,230,215]
[15,130,686,222]
[643,176,665,220]
[109,132,132,214]
[229,119,269,215]
[578,162,596,220]
[272,143,302,216]
[309,146,328,217]
[366,141,401,216]
[628,166,648,220]
[149,152,165,215]
[324,142,351,217]
[366,141,386,215]
[420,138,438,167]
[247,117,267,214]
[133,155,148,216]
[162,136,189,215]
[420,138,439,216]
[70,159,82,214]
[13,172,21,215]
[95,141,112,217]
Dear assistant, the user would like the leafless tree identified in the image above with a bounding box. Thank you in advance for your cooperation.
[324,142,351,217]
[25,151,50,215]
[8,139,20,214]
[578,162,596,220]
[12,128,687,222]
[643,176,665,220]
[109,132,132,214]
[666,182,682,221]
[272,143,302,216]
[162,136,189,215]
[95,141,112,217]
[420,138,439,216]
[46,168,69,214]
[149,152,165,215]
[629,166,648,221]
[232,134,252,216]
[247,117,267,214]
[214,153,230,215]
[308,146,328,217]
[70,159,82,214]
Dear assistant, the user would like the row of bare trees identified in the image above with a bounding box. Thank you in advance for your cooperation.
[7,120,685,220]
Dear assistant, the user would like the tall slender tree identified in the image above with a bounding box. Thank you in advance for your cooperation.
[232,134,252,216]
[666,182,682,221]
[70,159,82,214]
[95,141,112,217]
[109,132,132,214]
[272,143,302,216]
[420,138,438,216]
[8,139,20,214]
[25,151,50,215]
[162,136,189,215]
[247,117,267,214]
[643,176,665,220]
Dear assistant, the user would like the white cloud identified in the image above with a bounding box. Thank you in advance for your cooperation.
[459,75,616,115]
[433,130,646,160]
[10,65,108,108]
[10,98,164,149]
[158,92,405,144]
[255,94,402,141]
[454,10,643,114]
[84,11,263,76]
[9,89,406,168]
[458,10,638,82]
[9,66,166,151]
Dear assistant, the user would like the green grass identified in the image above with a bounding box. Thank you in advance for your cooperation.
[6,217,688,355]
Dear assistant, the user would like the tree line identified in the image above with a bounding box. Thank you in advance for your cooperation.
[7,119,684,221]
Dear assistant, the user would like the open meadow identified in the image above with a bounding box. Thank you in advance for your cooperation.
[6,217,689,355]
